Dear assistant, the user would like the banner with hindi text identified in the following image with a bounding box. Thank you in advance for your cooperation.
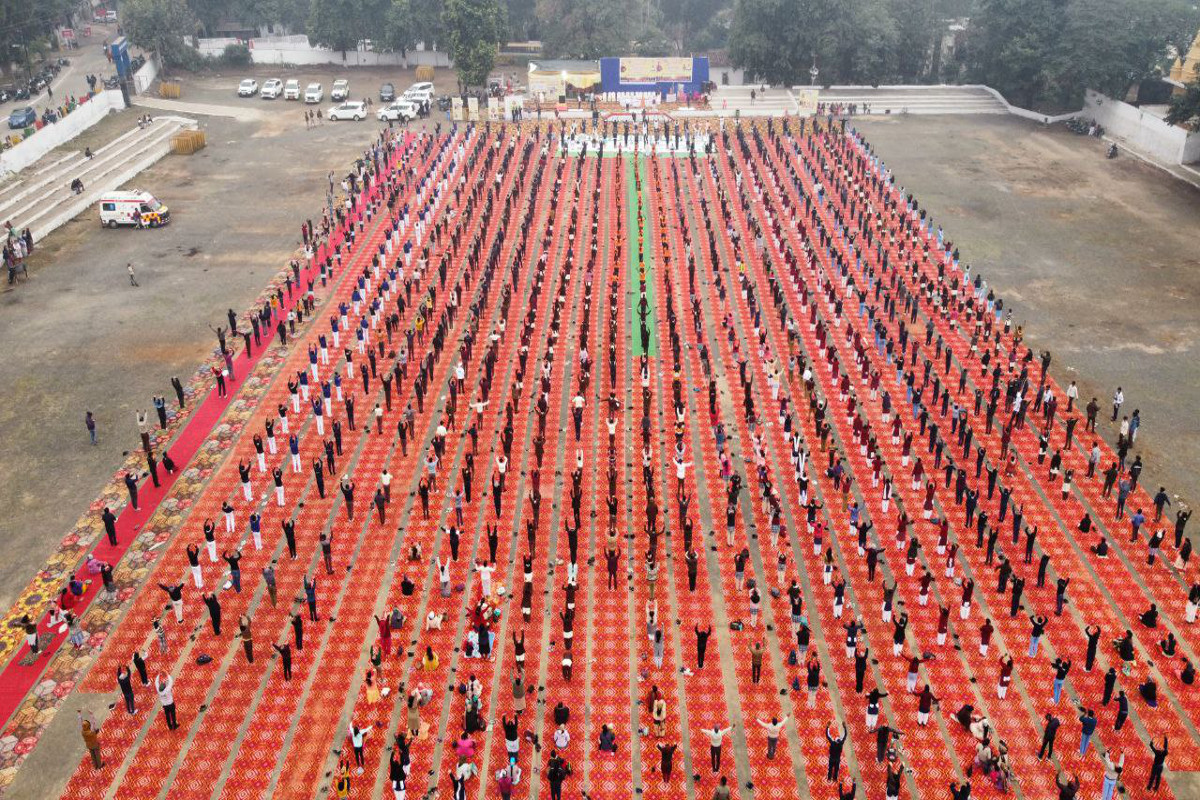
[618,57,693,84]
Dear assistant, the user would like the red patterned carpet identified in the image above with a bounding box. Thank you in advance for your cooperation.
[2,120,1195,800]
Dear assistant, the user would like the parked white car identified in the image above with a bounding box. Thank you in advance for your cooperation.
[328,101,367,121]
[284,79,301,100]
[403,86,433,105]
[304,83,324,103]
[260,78,283,99]
[331,79,350,101]
[377,100,418,122]
[237,78,259,97]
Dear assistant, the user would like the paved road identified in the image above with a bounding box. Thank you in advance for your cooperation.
[1,27,127,125]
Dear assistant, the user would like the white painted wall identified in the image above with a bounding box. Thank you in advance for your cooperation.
[974,85,1078,123]
[0,91,125,176]
[1084,90,1190,164]
[133,54,159,94]
[195,36,451,68]
[1182,130,1200,165]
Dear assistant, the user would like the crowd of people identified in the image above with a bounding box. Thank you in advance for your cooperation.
[44,111,1196,800]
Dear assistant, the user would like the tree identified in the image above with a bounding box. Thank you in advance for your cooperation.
[730,0,899,86]
[537,0,631,58]
[659,0,723,52]
[409,0,446,50]
[308,0,368,52]
[1052,0,1199,102]
[187,0,230,36]
[728,0,813,85]
[380,0,415,53]
[1166,70,1200,128]
[821,0,898,85]
[443,0,503,88]
[235,0,315,33]
[505,0,538,42]
[889,0,936,83]
[969,0,1200,109]
[0,0,82,76]
[967,0,1061,107]
[121,0,198,69]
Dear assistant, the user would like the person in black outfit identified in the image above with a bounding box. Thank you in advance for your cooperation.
[132,650,149,685]
[546,751,571,800]
[1038,713,1060,759]
[875,724,897,763]
[1102,668,1117,705]
[292,612,304,650]
[117,665,136,713]
[1055,770,1079,800]
[273,642,292,680]
[102,507,118,546]
[657,741,676,781]
[695,625,711,669]
[1147,736,1167,791]
[282,518,297,559]
[826,720,846,782]
[1084,625,1101,671]
[202,592,221,635]
[1114,690,1129,729]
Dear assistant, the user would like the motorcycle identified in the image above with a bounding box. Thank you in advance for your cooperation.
[1065,117,1090,135]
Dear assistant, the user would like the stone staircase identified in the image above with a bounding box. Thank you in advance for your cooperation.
[0,115,196,242]
[709,84,1011,117]
[710,86,799,117]
[813,86,1009,115]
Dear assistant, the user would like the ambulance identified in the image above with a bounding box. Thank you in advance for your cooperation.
[98,190,171,228]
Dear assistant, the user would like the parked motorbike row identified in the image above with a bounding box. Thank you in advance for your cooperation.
[0,58,70,103]
[1064,116,1105,137]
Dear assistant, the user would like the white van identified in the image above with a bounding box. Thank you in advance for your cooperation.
[99,190,170,228]
[284,79,301,100]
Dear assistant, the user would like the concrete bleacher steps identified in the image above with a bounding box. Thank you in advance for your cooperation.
[814,86,1009,115]
[0,116,197,243]
[710,85,1009,116]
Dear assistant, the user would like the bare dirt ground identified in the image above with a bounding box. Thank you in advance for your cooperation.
[856,113,1200,505]
[0,95,416,614]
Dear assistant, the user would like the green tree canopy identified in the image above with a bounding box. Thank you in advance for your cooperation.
[1166,68,1200,128]
[966,0,1059,107]
[443,0,503,88]
[969,0,1200,109]
[728,0,813,86]
[505,0,538,42]
[537,0,632,58]
[308,0,388,53]
[729,0,900,86]
[660,0,724,52]
[0,0,85,75]
[121,0,199,68]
